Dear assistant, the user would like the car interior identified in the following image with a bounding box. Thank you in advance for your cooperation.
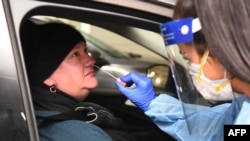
[1,0,181,140]
[22,14,178,141]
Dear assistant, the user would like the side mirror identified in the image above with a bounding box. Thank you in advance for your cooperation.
[146,65,170,89]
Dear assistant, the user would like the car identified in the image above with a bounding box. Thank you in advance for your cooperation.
[0,0,180,140]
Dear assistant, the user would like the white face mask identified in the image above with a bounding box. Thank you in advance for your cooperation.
[188,49,239,101]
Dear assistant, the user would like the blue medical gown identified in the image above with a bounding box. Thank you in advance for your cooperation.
[145,94,249,141]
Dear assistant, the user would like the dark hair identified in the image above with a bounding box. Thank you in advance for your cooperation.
[194,0,250,83]
[173,0,208,56]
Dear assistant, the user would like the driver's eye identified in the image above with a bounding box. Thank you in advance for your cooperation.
[73,51,79,57]
[84,48,88,53]
[183,56,189,60]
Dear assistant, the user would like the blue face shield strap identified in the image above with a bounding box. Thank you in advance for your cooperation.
[160,17,201,46]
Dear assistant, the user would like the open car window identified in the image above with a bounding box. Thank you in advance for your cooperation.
[1,0,175,140]
[30,16,173,92]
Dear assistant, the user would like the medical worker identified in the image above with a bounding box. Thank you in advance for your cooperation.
[115,0,250,141]
[193,0,250,123]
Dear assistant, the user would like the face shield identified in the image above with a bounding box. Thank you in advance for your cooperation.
[160,17,210,135]
[160,17,204,103]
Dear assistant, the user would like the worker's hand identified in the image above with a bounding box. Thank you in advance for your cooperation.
[115,72,155,111]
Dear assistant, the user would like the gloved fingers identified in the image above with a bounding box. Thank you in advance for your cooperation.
[128,72,153,89]
[119,72,135,84]
[119,72,149,87]
[123,72,143,84]
[115,78,155,111]
[115,79,123,88]
[115,80,137,97]
[115,80,130,92]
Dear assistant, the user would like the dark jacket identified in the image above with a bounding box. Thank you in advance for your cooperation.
[31,83,137,141]
[36,111,112,141]
[31,83,112,141]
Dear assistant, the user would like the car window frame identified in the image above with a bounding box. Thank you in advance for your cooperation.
[3,0,173,140]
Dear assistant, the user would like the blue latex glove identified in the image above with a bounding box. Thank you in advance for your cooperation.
[115,72,155,111]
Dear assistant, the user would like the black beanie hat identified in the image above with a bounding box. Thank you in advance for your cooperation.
[21,21,86,83]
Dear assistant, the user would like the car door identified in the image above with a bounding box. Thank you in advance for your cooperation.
[0,0,175,140]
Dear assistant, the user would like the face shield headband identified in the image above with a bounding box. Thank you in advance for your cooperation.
[160,17,201,45]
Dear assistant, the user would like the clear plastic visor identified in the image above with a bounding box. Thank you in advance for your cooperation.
[160,17,208,135]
